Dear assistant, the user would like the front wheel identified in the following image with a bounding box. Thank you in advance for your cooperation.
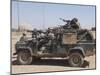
[17,50,33,65]
[68,52,84,67]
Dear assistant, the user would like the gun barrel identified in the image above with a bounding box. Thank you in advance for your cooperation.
[59,18,63,20]
[27,30,33,32]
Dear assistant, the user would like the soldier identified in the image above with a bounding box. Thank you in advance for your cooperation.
[70,18,80,29]
[32,28,38,38]
[46,28,56,52]
[20,33,27,41]
[56,28,63,46]
[47,28,55,40]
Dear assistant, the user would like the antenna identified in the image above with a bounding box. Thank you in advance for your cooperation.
[17,1,20,31]
[43,4,45,30]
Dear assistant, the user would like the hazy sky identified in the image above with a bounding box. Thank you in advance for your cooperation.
[12,0,96,30]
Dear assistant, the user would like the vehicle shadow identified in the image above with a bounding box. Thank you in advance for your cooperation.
[12,58,89,68]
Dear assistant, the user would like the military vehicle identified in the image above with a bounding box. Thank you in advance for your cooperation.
[13,18,95,67]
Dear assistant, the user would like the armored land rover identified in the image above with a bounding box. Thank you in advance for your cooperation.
[13,18,95,67]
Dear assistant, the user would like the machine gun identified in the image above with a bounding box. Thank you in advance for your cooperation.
[59,18,71,29]
[59,18,71,23]
[59,18,80,30]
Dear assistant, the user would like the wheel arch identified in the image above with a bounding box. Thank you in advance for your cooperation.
[68,47,85,57]
[17,47,33,56]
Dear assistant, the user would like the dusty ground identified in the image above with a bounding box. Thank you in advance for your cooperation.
[11,32,96,74]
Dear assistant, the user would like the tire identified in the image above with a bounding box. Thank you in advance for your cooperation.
[17,50,33,65]
[68,52,84,67]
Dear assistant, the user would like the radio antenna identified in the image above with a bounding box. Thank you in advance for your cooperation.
[43,4,45,30]
[17,1,20,31]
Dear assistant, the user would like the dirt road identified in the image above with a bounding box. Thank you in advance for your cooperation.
[11,32,96,74]
[12,55,95,74]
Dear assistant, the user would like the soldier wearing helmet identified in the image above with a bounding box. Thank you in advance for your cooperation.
[70,18,80,29]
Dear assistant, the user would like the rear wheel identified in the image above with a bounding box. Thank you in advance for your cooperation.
[17,50,33,65]
[68,52,84,67]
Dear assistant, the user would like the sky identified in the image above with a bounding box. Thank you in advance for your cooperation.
[12,0,96,30]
